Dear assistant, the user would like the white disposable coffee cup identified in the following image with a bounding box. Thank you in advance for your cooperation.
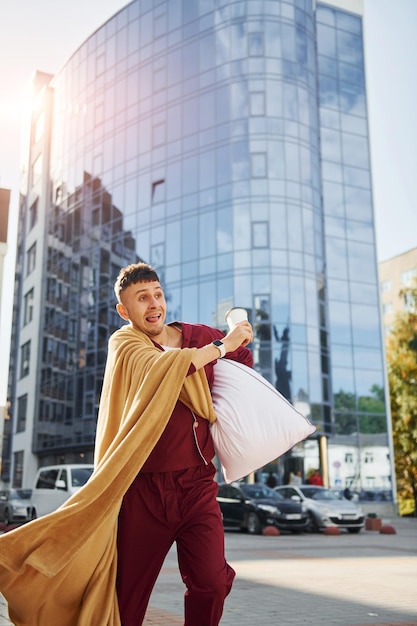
[225,307,248,330]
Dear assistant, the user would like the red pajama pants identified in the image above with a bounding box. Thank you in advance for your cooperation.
[116,463,235,626]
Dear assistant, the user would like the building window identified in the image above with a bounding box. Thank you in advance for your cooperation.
[95,103,104,126]
[23,288,34,325]
[96,52,105,76]
[403,291,416,312]
[251,153,267,178]
[250,92,265,116]
[153,122,165,148]
[254,294,271,341]
[151,243,164,267]
[382,302,392,315]
[154,7,166,38]
[254,295,270,321]
[152,179,165,203]
[20,341,31,378]
[252,222,269,248]
[249,32,264,56]
[401,268,417,286]
[153,67,166,92]
[16,395,28,433]
[71,263,80,289]
[29,198,38,231]
[34,112,45,143]
[345,453,353,463]
[32,154,43,187]
[12,451,24,488]
[27,242,36,275]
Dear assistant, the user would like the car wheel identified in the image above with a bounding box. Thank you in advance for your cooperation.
[306,512,318,533]
[246,512,262,535]
[30,508,37,520]
[347,527,362,534]
[4,510,10,526]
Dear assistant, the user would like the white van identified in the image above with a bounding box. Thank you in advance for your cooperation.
[31,464,94,518]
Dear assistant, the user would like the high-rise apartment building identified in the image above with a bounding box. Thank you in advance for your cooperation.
[2,0,395,505]
[379,247,417,335]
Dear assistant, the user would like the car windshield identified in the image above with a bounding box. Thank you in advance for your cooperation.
[11,489,32,499]
[71,467,94,487]
[239,484,283,500]
[300,487,340,501]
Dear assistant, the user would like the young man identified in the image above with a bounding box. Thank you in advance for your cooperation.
[112,262,253,626]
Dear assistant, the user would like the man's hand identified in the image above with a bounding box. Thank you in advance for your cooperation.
[190,322,253,371]
[223,321,253,351]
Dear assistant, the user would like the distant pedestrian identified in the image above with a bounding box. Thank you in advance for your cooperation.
[308,469,323,486]
[343,486,352,500]
[266,472,277,488]
[289,470,302,486]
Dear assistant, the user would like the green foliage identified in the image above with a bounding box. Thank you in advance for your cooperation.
[358,384,386,411]
[333,385,386,435]
[387,279,417,516]
[334,390,356,412]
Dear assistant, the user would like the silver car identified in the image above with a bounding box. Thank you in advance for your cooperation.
[0,489,34,526]
[274,484,365,533]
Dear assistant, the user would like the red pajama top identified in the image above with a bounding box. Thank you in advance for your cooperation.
[140,322,253,472]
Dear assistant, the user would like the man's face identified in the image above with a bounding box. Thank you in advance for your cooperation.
[116,280,167,338]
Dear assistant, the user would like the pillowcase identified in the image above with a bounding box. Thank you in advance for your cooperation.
[210,358,316,483]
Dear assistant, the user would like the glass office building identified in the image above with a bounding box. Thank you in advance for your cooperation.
[3,0,394,504]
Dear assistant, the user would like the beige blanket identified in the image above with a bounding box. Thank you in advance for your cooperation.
[0,325,216,625]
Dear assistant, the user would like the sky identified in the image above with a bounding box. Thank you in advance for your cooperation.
[0,0,417,403]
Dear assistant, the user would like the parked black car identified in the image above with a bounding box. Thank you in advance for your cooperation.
[217,482,309,535]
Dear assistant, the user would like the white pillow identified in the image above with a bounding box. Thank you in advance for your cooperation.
[210,359,316,483]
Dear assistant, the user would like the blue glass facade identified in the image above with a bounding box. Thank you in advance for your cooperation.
[316,3,390,494]
[4,0,393,499]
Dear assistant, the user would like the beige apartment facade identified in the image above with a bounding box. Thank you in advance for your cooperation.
[379,247,417,334]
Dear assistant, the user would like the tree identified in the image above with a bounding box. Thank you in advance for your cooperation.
[386,280,417,516]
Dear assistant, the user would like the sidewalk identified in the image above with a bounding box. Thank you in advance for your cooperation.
[144,516,417,626]
[1,516,416,625]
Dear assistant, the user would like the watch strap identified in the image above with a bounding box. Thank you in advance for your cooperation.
[212,339,226,358]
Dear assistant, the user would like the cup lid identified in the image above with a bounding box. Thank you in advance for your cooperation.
[225,307,247,318]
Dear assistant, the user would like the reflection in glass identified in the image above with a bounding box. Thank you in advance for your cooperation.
[250,91,265,116]
[251,153,267,178]
[342,133,369,168]
[274,326,291,401]
[321,128,343,162]
[326,239,349,280]
[249,32,263,56]
[332,368,355,397]
[354,368,384,398]
[328,301,352,344]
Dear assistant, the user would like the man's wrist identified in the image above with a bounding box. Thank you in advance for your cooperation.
[212,339,226,358]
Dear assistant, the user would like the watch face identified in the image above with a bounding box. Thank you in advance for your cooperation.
[213,339,226,357]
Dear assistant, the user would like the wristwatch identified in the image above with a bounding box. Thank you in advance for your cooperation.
[212,339,226,358]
